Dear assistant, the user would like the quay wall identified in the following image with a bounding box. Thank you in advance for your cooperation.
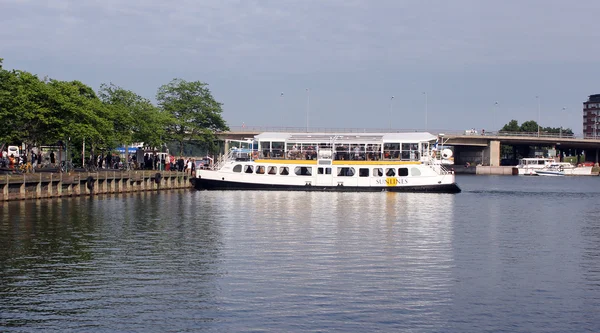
[453,165,515,175]
[0,171,191,201]
[475,166,517,175]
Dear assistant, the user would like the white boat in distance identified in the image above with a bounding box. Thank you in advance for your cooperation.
[515,157,555,175]
[193,132,460,193]
[534,162,593,176]
[535,165,565,177]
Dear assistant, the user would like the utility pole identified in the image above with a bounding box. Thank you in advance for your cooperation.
[389,96,394,131]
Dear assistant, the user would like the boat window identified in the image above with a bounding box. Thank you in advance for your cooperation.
[366,144,381,161]
[384,143,400,159]
[359,168,369,177]
[350,144,365,160]
[401,143,419,161]
[295,166,312,176]
[386,168,396,177]
[373,168,384,177]
[244,165,254,173]
[319,166,333,175]
[268,166,277,175]
[259,141,271,158]
[256,166,265,174]
[272,142,285,158]
[337,167,355,177]
[410,167,421,176]
[279,166,289,175]
[334,144,349,161]
[398,168,409,176]
[233,164,242,173]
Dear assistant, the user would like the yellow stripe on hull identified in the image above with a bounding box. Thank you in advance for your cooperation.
[254,159,317,165]
[332,160,420,165]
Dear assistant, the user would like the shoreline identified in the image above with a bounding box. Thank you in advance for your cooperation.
[1,170,191,202]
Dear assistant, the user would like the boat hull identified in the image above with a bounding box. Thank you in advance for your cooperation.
[192,178,461,193]
[534,170,565,176]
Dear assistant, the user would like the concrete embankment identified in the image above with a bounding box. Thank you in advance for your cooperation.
[453,165,514,175]
[1,171,191,201]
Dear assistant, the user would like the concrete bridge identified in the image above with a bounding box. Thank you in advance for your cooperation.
[217,126,600,166]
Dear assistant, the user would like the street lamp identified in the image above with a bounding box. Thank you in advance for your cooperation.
[493,101,499,134]
[560,107,566,138]
[423,92,428,131]
[305,88,310,132]
[536,96,541,137]
[389,96,394,131]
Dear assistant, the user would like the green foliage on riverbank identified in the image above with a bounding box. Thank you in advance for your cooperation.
[0,58,229,157]
[501,119,573,135]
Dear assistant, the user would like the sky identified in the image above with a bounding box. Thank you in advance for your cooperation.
[1,0,599,134]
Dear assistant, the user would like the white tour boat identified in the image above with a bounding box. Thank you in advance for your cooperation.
[193,132,460,193]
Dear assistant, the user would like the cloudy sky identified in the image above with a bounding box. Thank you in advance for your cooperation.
[1,0,599,133]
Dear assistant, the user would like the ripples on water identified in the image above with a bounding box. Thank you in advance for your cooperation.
[1,175,599,332]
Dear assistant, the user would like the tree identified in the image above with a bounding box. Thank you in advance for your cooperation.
[501,120,520,132]
[157,79,229,155]
[99,83,173,150]
[519,120,539,133]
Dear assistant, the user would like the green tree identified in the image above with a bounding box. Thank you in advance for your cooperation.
[501,119,520,132]
[99,83,172,150]
[157,79,229,155]
[519,120,539,132]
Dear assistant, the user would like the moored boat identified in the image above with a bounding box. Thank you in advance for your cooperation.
[194,132,460,193]
[534,162,593,176]
[514,157,555,175]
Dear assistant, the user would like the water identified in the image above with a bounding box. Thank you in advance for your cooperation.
[1,175,599,332]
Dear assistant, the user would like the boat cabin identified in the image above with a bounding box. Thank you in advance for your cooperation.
[226,132,437,163]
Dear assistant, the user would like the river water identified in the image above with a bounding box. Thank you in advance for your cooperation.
[1,175,599,332]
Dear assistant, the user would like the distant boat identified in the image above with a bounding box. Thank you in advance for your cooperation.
[535,162,593,176]
[514,157,555,175]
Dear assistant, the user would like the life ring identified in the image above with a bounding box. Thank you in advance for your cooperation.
[86,176,95,191]
[154,172,162,184]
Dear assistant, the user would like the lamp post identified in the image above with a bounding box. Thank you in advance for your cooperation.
[536,96,541,137]
[305,88,310,132]
[389,96,394,131]
[494,101,499,134]
[560,107,566,138]
[423,92,428,131]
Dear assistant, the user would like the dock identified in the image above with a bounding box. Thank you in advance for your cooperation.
[1,171,191,201]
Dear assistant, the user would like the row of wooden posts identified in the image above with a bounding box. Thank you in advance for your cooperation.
[0,171,191,201]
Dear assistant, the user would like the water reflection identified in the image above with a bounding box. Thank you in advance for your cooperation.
[1,180,600,332]
[0,191,223,331]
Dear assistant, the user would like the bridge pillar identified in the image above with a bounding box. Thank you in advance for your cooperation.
[480,140,501,166]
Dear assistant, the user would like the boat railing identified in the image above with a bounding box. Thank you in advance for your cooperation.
[424,158,453,175]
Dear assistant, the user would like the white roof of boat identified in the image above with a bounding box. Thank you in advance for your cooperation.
[253,132,437,142]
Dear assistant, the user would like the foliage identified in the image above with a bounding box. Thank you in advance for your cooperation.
[500,119,573,135]
[157,78,229,155]
[99,83,173,149]
[501,120,520,132]
[1,61,229,161]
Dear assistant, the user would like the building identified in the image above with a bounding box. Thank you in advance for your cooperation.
[583,94,600,138]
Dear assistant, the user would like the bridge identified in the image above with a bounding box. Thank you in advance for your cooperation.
[216,126,600,166]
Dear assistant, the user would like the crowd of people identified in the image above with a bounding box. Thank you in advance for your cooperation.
[0,149,54,170]
[1,147,207,176]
